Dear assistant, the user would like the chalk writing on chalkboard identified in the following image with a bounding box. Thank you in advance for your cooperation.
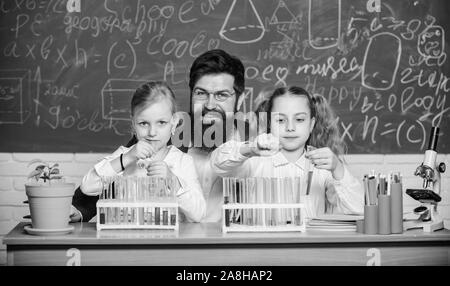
[0,0,448,154]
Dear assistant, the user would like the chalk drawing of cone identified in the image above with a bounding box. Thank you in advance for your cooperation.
[270,0,298,25]
[219,0,265,44]
[362,32,402,91]
[308,0,341,49]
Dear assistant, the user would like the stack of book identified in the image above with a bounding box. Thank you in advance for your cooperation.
[307,214,364,231]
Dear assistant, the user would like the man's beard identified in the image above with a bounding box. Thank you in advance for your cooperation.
[201,107,225,152]
[195,107,234,152]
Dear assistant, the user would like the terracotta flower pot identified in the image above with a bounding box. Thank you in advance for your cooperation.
[25,183,75,230]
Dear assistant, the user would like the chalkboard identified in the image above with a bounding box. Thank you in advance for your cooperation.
[0,0,449,153]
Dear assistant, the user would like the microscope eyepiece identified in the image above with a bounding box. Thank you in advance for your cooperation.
[427,126,439,151]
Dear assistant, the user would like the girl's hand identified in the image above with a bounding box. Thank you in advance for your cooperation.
[305,147,344,179]
[250,133,281,157]
[128,140,155,161]
[146,161,181,190]
[146,160,173,179]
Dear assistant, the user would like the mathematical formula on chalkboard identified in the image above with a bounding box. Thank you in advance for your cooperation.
[0,0,448,153]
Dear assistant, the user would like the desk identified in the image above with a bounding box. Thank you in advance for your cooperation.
[3,222,450,265]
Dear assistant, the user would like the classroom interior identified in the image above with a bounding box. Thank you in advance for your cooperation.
[0,0,449,266]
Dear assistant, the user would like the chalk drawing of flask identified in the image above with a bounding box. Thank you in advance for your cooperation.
[362,32,402,91]
[308,0,341,49]
[219,0,265,44]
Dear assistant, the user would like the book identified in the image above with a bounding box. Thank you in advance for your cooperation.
[306,214,363,231]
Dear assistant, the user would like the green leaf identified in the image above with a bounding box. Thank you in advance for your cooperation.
[50,168,60,175]
[28,169,43,179]
[35,165,46,171]
[51,163,59,169]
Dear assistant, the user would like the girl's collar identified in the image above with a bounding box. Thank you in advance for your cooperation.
[273,147,308,169]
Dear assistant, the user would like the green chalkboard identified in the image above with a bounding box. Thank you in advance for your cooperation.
[0,0,449,153]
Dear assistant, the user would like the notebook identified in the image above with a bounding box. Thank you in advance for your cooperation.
[306,214,363,231]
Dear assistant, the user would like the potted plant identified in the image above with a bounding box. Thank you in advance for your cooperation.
[25,159,75,235]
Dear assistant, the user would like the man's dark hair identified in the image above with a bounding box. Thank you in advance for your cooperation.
[189,49,245,110]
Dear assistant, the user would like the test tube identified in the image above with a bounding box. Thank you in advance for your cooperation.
[131,207,137,224]
[155,207,160,225]
[224,195,230,227]
[123,207,128,224]
[99,208,105,224]
[138,207,144,225]
[163,209,168,225]
[104,208,109,225]
[115,207,121,225]
[296,209,302,226]
[170,208,176,226]
[286,208,291,225]
[147,209,153,225]
[255,177,261,203]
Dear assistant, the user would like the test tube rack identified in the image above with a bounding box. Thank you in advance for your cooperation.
[96,176,179,231]
[222,177,306,233]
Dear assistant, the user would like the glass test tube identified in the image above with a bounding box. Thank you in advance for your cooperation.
[138,207,144,225]
[155,207,160,225]
[163,209,168,225]
[170,209,176,226]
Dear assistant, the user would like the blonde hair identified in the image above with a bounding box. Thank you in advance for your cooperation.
[131,81,177,116]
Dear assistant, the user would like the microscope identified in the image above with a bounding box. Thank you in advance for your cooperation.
[404,126,446,232]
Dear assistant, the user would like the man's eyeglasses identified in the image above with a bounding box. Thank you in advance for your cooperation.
[192,88,236,102]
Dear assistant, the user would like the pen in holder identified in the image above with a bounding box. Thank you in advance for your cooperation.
[377,175,391,234]
[363,175,378,234]
[390,176,403,234]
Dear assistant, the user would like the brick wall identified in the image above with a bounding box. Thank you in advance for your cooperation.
[0,152,449,265]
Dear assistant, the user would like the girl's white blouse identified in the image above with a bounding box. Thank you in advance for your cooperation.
[81,145,206,222]
[210,141,364,218]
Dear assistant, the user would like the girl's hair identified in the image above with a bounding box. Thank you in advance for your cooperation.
[131,81,177,116]
[266,86,346,156]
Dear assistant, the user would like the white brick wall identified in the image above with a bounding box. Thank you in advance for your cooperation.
[0,152,449,266]
[0,152,107,266]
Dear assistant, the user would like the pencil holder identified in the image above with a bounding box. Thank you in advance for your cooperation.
[390,182,403,234]
[364,205,378,235]
[378,195,391,234]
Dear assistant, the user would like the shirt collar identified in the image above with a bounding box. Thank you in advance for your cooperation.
[272,149,308,171]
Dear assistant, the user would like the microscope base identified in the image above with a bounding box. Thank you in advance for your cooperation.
[404,219,444,232]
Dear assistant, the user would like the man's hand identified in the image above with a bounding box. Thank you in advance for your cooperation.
[69,205,82,223]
